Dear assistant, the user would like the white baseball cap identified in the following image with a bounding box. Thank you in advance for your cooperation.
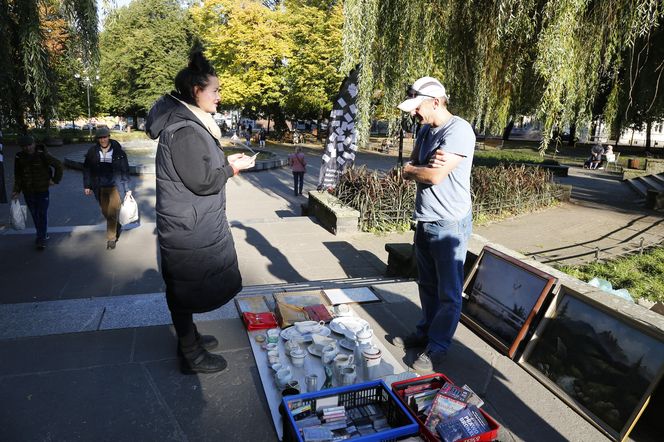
[397,77,448,112]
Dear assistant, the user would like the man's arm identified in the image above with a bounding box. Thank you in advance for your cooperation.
[403,150,463,185]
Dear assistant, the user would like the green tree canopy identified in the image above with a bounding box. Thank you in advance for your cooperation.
[342,0,664,150]
[0,0,97,131]
[97,0,193,118]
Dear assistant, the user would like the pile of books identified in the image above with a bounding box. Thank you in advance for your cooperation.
[403,380,490,442]
[290,403,393,441]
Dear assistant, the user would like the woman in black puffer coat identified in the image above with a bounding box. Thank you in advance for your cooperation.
[146,51,256,374]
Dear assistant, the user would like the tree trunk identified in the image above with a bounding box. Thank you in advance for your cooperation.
[502,120,514,141]
[568,122,576,146]
[645,120,652,152]
[266,115,271,135]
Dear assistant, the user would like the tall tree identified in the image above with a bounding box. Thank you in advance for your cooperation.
[341,0,664,151]
[0,0,97,132]
[97,0,193,120]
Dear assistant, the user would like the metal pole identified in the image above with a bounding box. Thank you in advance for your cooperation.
[86,79,92,138]
[398,127,404,167]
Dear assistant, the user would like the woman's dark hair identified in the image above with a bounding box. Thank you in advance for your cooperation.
[174,50,217,106]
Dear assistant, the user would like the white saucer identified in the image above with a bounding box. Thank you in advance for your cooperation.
[280,325,331,342]
[329,317,370,338]
[338,338,357,351]
[307,344,323,357]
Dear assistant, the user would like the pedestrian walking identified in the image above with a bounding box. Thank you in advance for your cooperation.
[82,126,132,250]
[288,146,306,196]
[146,50,256,375]
[258,128,266,148]
[11,135,63,249]
[393,76,475,372]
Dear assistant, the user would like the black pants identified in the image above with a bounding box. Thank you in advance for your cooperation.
[293,171,304,195]
[171,311,194,341]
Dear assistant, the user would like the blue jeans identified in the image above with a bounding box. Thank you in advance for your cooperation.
[414,212,472,353]
[24,191,50,241]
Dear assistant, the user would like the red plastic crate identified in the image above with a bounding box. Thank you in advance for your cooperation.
[391,373,500,442]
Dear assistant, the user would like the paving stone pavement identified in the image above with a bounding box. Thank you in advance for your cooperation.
[0,140,661,441]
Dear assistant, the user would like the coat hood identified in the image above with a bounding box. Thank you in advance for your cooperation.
[145,93,196,139]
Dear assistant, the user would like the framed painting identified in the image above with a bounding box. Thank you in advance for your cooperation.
[461,246,557,358]
[519,287,664,441]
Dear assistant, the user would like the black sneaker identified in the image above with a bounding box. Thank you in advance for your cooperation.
[35,239,46,250]
[106,240,116,250]
[392,333,428,349]
[411,350,447,373]
[177,347,228,375]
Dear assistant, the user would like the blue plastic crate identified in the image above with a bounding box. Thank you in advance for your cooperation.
[282,380,419,442]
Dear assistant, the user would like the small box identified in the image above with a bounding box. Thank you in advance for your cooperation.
[391,373,499,442]
[282,380,419,442]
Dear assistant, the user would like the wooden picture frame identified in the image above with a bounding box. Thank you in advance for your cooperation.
[519,286,664,441]
[461,246,557,358]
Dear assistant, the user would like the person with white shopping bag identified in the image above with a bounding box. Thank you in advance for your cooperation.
[12,135,64,249]
[83,126,132,250]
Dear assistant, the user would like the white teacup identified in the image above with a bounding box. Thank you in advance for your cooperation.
[355,326,373,345]
[340,365,357,386]
[295,320,325,334]
[267,350,280,365]
[321,343,339,365]
[333,354,354,377]
[275,367,292,387]
[266,343,279,352]
[271,363,284,372]
[290,348,306,367]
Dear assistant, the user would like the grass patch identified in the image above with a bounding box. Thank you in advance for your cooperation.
[556,247,664,303]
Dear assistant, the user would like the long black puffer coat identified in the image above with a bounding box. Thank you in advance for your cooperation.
[146,94,242,313]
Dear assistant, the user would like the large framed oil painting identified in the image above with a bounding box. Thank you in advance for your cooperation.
[461,246,557,358]
[519,287,664,441]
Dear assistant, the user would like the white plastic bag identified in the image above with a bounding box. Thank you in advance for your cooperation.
[10,199,27,230]
[588,277,633,303]
[118,192,139,226]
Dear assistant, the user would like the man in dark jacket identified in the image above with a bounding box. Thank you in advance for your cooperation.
[83,126,131,250]
[12,135,64,249]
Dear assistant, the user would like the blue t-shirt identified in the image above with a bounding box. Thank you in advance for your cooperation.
[413,116,475,221]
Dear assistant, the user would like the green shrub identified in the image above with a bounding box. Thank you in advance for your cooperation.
[334,163,561,232]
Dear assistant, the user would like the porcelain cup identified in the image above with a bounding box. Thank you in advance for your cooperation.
[275,367,292,387]
[355,326,373,346]
[333,354,354,378]
[267,350,280,365]
[267,328,280,344]
[266,343,279,352]
[271,363,284,372]
[290,349,306,367]
[340,365,357,386]
[321,343,339,365]
[295,320,326,334]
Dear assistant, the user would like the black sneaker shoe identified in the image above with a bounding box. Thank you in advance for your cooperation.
[177,347,228,375]
[392,333,428,349]
[106,240,116,250]
[35,239,46,250]
[411,350,447,373]
[194,327,219,351]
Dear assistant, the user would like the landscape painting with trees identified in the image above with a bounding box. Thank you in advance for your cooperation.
[525,291,664,438]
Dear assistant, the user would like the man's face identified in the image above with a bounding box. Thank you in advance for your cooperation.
[98,135,110,148]
[22,143,36,154]
[413,98,436,124]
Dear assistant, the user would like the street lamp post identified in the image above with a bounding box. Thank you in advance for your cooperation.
[75,73,99,138]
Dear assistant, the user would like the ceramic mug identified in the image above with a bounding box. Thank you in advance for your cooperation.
[275,367,292,387]
[333,354,354,377]
[267,328,280,344]
[340,365,357,386]
[290,349,306,367]
[321,344,339,365]
[295,320,326,334]
[267,350,280,365]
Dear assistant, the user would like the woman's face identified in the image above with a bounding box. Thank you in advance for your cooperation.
[194,75,220,113]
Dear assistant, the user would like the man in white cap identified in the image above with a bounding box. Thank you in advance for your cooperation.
[393,76,475,372]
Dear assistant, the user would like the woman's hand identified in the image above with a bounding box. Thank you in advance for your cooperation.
[84,188,93,196]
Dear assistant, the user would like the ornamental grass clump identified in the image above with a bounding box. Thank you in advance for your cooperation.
[335,163,559,232]
[471,164,558,220]
[334,166,415,232]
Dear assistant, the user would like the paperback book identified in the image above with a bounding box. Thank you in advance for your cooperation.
[435,405,491,442]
